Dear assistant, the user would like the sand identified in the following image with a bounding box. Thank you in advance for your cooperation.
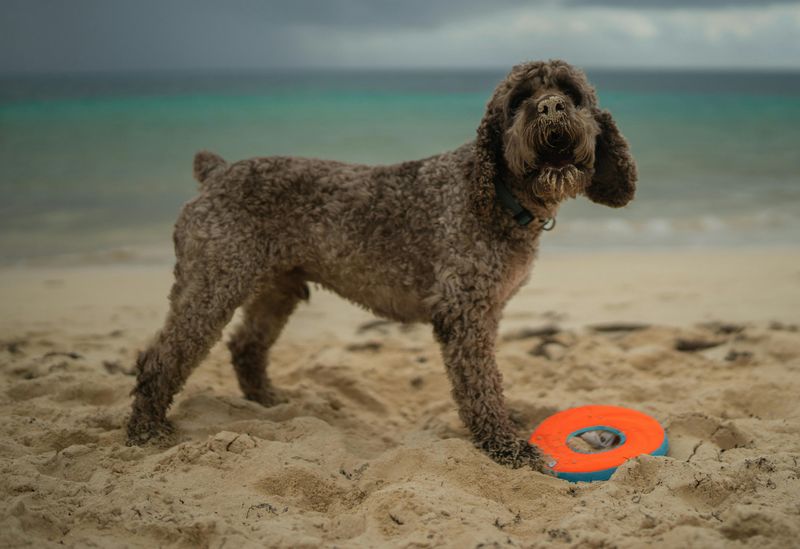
[1,248,799,548]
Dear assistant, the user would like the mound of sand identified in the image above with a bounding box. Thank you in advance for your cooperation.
[1,250,799,547]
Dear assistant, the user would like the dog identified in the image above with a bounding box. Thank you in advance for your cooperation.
[127,59,636,470]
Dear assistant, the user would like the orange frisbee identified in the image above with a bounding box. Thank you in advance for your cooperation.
[529,405,668,482]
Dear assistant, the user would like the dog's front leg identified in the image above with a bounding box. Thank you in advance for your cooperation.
[432,304,544,471]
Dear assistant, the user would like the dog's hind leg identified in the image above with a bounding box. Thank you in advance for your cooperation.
[127,236,263,445]
[227,272,309,407]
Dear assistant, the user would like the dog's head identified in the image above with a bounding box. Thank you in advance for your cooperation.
[473,60,637,219]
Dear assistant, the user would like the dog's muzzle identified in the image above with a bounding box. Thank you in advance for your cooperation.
[531,120,590,202]
[546,128,571,150]
[537,126,576,169]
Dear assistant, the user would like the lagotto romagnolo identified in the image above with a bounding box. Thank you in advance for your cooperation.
[127,59,637,471]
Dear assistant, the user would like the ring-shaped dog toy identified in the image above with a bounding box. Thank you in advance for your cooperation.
[529,405,668,482]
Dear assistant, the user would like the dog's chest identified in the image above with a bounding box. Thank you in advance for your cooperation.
[496,252,534,304]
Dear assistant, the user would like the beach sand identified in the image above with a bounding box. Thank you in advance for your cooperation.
[1,248,799,548]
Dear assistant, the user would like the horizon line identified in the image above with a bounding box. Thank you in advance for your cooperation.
[3,65,800,78]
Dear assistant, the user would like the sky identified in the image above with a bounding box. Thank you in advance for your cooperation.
[2,0,800,73]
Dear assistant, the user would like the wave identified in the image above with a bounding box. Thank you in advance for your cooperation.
[544,210,800,250]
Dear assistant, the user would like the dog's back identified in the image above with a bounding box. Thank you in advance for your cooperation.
[183,149,476,323]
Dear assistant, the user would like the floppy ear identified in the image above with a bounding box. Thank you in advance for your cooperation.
[471,66,532,220]
[471,98,505,220]
[585,109,637,208]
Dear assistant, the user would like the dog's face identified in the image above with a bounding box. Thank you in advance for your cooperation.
[474,60,637,216]
[502,65,600,202]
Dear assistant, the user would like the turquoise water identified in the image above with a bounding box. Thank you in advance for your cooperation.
[1,70,799,263]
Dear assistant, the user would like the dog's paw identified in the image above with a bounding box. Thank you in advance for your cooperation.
[126,416,175,447]
[246,386,288,408]
[482,438,550,472]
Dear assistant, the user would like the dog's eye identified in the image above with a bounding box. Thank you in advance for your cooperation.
[562,85,583,107]
[565,89,582,106]
[507,91,529,114]
[506,81,533,115]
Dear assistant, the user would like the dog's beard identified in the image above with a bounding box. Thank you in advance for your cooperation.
[532,164,588,201]
[504,109,597,203]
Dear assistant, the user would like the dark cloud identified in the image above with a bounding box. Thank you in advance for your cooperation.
[2,0,540,72]
[1,0,798,73]
[229,0,532,29]
[1,1,303,72]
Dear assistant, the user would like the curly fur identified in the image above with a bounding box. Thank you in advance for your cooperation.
[127,60,637,471]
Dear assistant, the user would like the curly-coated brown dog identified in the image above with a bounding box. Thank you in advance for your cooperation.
[127,59,637,471]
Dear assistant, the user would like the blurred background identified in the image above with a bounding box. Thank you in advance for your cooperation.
[1,0,799,265]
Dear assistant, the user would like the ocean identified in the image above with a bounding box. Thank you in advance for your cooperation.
[1,69,799,264]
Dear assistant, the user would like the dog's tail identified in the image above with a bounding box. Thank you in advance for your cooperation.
[193,150,227,186]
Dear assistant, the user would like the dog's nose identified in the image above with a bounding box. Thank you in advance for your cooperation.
[537,95,566,116]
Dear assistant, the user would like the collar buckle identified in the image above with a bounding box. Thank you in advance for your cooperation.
[541,217,556,231]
